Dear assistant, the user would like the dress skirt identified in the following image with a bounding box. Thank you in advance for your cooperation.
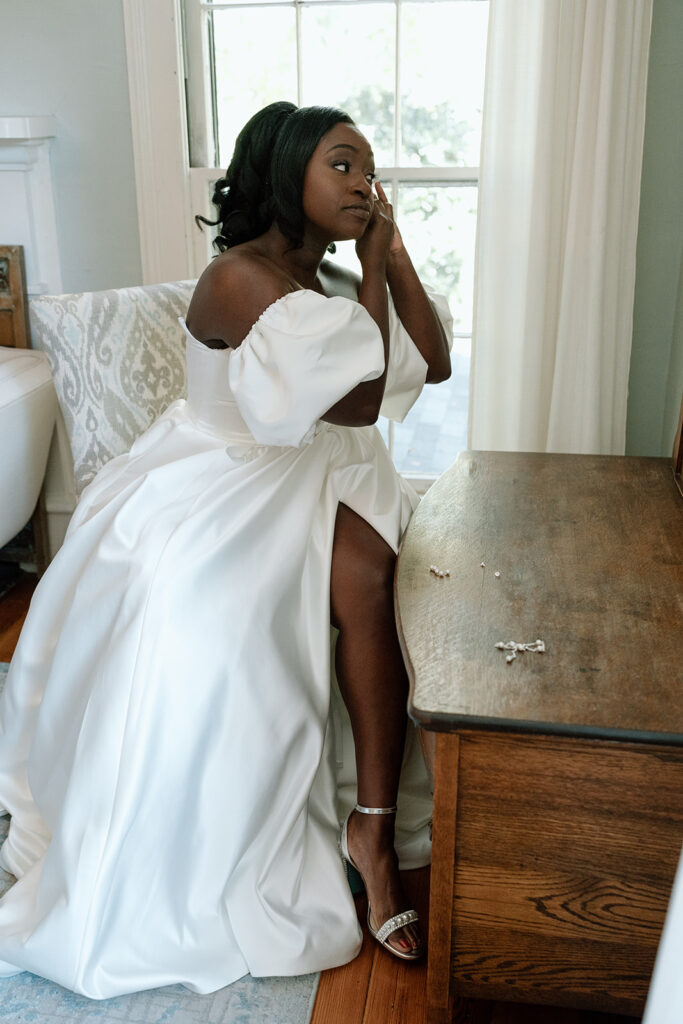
[0,287,452,997]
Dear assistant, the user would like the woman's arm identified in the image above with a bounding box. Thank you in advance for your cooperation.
[321,197,394,427]
[378,184,451,384]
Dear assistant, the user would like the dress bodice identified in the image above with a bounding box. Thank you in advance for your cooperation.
[180,319,255,445]
[179,292,386,451]
[179,285,448,452]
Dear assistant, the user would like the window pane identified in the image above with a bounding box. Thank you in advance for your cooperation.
[213,8,297,168]
[390,345,470,475]
[400,1,488,167]
[389,182,478,474]
[397,183,477,333]
[300,4,395,167]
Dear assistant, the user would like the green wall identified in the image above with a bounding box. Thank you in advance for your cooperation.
[626,0,683,456]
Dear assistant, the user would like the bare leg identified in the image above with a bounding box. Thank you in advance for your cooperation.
[330,503,422,954]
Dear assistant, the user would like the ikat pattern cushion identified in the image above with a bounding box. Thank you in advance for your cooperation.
[29,281,196,494]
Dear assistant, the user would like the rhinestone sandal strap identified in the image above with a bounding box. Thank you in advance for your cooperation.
[354,803,398,815]
[375,909,419,945]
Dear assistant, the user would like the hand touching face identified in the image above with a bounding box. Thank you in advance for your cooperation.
[354,182,395,267]
[373,182,404,256]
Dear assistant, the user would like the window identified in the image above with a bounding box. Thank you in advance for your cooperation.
[183,0,489,477]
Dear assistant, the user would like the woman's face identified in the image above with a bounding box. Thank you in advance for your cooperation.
[301,122,376,243]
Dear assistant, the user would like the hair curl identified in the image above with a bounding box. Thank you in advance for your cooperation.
[196,101,355,252]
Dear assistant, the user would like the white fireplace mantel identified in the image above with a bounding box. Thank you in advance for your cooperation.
[0,115,62,296]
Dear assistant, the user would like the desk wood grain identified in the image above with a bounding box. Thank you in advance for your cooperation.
[396,451,683,1019]
[429,729,683,1018]
[396,452,683,742]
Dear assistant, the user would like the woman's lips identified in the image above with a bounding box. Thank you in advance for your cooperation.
[343,206,371,220]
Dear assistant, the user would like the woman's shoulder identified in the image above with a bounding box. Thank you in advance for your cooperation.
[195,248,296,310]
[186,249,295,349]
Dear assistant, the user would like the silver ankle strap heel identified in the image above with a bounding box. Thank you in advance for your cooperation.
[354,803,397,815]
[339,802,423,962]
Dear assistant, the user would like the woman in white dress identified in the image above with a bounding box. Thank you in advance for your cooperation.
[0,101,452,997]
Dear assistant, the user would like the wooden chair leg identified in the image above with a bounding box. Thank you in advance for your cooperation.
[31,491,50,576]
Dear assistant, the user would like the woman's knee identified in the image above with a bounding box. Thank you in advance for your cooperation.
[331,505,396,627]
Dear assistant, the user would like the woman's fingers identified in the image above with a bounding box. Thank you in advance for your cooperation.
[355,188,395,265]
[374,182,394,222]
[374,181,404,255]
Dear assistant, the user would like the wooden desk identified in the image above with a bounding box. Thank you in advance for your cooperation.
[395,452,683,1021]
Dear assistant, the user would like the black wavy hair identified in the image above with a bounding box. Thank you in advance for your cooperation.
[196,101,355,252]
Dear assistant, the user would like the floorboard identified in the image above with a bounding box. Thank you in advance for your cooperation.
[0,572,37,661]
[311,892,374,1022]
[361,868,430,1024]
[0,579,642,1024]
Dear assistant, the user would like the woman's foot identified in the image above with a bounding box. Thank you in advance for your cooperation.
[344,809,423,956]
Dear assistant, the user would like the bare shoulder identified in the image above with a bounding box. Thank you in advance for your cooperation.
[319,259,361,300]
[186,250,294,348]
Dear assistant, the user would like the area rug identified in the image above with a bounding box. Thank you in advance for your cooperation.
[0,663,320,1024]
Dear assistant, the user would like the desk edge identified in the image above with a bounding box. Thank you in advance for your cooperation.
[407,705,683,747]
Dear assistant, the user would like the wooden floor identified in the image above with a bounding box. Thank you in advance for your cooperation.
[0,573,641,1024]
[311,865,640,1024]
[0,571,37,661]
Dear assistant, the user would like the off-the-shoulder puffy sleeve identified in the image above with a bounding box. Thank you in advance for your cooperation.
[228,290,384,447]
[380,286,454,422]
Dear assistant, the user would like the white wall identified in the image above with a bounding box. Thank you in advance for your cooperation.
[0,0,142,293]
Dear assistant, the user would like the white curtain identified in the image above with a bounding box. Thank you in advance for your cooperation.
[469,0,653,454]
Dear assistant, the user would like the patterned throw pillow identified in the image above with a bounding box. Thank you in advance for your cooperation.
[30,280,196,495]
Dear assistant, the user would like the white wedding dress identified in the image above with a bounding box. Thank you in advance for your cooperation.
[0,286,451,999]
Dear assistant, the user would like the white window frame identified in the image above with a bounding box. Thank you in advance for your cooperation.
[123,0,194,284]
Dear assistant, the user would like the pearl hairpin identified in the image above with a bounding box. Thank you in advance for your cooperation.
[495,639,546,664]
[429,565,450,578]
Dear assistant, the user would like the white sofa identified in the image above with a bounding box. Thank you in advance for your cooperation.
[0,347,56,551]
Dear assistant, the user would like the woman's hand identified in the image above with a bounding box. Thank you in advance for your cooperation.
[355,185,395,268]
[374,182,405,257]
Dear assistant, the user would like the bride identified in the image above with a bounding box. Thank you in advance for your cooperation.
[0,101,452,998]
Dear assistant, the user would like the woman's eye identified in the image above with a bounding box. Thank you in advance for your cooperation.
[331,161,376,184]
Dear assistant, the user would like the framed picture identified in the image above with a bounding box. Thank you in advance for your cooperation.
[0,244,30,349]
